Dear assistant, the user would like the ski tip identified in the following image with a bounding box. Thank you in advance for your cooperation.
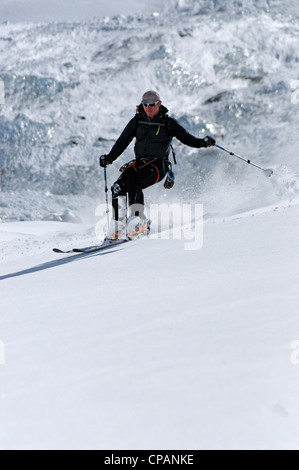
[53,248,73,254]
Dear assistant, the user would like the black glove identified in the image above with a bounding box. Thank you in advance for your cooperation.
[204,136,216,147]
[99,154,113,168]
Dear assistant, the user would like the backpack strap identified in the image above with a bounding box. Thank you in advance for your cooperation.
[170,144,177,165]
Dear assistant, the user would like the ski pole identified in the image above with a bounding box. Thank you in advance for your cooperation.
[104,167,110,232]
[216,144,273,177]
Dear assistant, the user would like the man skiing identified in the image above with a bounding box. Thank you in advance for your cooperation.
[100,90,215,239]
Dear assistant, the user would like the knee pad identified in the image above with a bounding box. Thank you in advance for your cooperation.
[111,182,124,198]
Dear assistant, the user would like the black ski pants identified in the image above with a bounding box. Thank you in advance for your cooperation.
[111,158,167,220]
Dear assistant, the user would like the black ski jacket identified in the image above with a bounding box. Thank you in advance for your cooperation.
[107,105,208,163]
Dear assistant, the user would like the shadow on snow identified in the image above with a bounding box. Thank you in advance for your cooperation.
[0,246,126,282]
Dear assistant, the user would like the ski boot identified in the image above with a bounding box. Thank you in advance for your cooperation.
[104,220,126,242]
[127,216,151,239]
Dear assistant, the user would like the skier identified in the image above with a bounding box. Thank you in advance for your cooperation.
[99,90,216,239]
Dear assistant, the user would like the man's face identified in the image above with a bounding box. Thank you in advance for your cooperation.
[143,100,161,119]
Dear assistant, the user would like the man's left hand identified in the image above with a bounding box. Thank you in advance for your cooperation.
[204,136,216,147]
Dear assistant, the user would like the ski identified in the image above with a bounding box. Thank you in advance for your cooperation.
[53,247,76,254]
[53,238,129,255]
[73,238,129,253]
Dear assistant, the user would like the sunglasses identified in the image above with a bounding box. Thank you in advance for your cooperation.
[143,101,159,108]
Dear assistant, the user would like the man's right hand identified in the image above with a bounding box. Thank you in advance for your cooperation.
[99,154,113,168]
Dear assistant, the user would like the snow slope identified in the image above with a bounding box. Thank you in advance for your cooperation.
[1,0,299,450]
[0,202,299,450]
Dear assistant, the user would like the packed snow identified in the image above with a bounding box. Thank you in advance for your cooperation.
[1,202,299,450]
[0,0,299,450]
